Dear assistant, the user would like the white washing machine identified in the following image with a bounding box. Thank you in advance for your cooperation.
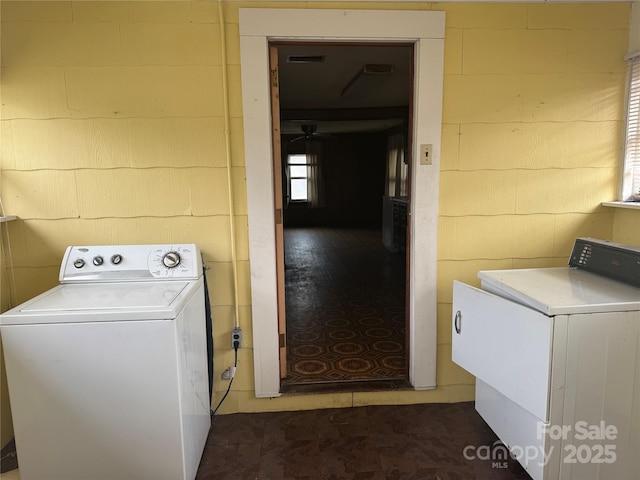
[0,244,211,480]
[452,238,640,480]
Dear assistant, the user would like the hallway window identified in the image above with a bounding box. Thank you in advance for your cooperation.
[287,154,309,201]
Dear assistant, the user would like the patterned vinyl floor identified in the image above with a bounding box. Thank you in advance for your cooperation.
[283,227,407,385]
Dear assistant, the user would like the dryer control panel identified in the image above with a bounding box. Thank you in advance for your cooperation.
[570,237,640,287]
[60,244,203,283]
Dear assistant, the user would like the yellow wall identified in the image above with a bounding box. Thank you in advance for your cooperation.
[0,0,635,437]
[612,208,640,245]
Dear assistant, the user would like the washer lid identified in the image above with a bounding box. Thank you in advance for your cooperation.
[0,281,196,325]
[479,267,640,316]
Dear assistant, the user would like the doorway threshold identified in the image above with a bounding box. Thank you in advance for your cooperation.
[281,378,412,395]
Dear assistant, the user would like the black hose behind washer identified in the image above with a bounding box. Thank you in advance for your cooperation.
[202,259,214,405]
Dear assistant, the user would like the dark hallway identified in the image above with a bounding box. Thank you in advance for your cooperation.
[282,227,408,389]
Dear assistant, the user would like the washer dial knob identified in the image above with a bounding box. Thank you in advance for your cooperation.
[93,256,104,266]
[111,254,122,265]
[73,258,85,269]
[162,251,181,269]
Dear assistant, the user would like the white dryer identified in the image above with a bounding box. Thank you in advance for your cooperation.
[452,238,640,480]
[0,244,211,480]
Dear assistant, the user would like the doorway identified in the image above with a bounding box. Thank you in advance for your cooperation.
[273,43,413,389]
[239,8,445,398]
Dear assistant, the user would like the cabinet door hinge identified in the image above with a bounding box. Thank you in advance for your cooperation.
[279,333,286,348]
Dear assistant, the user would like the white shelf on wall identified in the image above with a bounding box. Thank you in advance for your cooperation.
[0,216,17,223]
[602,201,640,210]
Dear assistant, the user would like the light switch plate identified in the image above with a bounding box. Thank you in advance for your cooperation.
[420,144,433,165]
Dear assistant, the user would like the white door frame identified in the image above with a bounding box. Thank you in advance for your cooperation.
[240,8,445,398]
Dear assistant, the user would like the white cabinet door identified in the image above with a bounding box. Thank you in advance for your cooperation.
[452,281,553,421]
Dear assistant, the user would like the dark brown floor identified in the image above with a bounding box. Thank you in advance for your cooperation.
[197,402,531,480]
[283,227,407,386]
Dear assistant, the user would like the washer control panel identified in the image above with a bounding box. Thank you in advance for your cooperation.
[60,244,202,283]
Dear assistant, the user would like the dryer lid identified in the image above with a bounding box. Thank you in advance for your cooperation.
[479,267,640,316]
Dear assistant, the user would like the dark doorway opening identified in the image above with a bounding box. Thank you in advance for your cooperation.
[273,42,414,391]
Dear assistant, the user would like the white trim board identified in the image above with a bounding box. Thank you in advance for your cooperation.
[240,8,444,398]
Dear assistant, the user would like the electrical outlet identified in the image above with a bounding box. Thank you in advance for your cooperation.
[221,366,236,380]
[231,327,242,349]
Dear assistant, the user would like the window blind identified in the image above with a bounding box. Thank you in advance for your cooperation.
[623,53,640,201]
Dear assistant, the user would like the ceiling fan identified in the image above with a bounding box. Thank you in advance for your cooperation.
[289,124,329,143]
